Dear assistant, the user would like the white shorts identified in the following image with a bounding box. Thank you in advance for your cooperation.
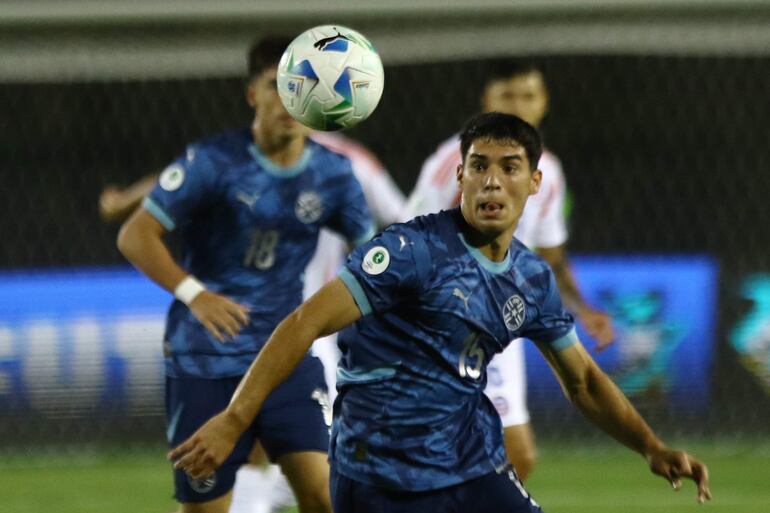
[311,334,340,404]
[484,338,530,427]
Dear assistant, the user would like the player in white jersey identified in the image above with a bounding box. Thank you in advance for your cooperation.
[403,61,615,481]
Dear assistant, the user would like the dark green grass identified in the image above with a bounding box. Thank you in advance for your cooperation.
[1,440,767,513]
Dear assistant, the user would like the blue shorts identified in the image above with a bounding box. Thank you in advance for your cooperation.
[166,355,330,503]
[331,465,543,513]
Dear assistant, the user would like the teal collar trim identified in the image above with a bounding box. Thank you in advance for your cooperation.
[248,143,312,178]
[457,233,511,274]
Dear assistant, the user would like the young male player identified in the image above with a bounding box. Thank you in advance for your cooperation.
[404,61,613,479]
[117,36,373,513]
[169,112,711,513]
[99,110,403,513]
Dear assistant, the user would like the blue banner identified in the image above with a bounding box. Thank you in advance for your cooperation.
[525,255,718,411]
[0,256,718,418]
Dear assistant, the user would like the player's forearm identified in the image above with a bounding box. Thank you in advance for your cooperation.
[570,362,665,457]
[117,214,187,293]
[550,259,588,314]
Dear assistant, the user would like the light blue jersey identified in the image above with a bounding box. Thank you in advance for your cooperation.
[145,127,374,378]
[333,208,576,491]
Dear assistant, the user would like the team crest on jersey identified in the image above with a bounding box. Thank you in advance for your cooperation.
[187,472,217,494]
[362,246,390,275]
[503,295,526,331]
[295,191,323,223]
[159,163,185,191]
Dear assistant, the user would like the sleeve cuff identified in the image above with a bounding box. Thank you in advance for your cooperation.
[545,327,579,351]
[338,268,372,316]
[351,224,376,248]
[142,196,176,231]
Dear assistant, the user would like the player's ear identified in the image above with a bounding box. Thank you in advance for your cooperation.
[529,168,542,195]
[456,163,465,185]
[245,79,257,108]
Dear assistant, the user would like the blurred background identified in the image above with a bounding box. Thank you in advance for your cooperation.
[1,1,769,512]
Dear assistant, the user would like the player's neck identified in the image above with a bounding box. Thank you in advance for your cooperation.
[458,214,516,262]
[252,131,306,168]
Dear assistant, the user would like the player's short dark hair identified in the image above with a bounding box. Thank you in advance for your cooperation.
[459,112,542,170]
[247,35,293,80]
[486,59,546,88]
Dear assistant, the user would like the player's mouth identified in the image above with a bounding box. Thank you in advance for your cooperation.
[478,201,505,218]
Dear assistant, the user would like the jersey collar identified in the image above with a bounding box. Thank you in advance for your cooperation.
[248,143,312,178]
[457,232,512,274]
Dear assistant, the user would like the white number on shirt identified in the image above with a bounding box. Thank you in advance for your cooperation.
[244,229,280,270]
[459,333,485,380]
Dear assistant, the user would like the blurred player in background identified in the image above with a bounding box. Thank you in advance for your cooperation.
[404,61,614,480]
[100,81,403,513]
[169,112,711,513]
[116,36,374,513]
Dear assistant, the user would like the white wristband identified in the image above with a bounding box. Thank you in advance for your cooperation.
[174,276,206,306]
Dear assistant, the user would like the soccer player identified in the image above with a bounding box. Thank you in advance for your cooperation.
[99,120,404,513]
[169,112,711,513]
[117,36,374,513]
[404,61,614,479]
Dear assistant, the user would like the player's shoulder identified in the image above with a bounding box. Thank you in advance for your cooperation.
[433,133,461,155]
[510,239,556,292]
[536,148,565,188]
[305,138,356,177]
[186,127,252,167]
[310,132,385,173]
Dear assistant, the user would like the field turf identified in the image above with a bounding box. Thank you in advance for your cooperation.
[1,440,767,513]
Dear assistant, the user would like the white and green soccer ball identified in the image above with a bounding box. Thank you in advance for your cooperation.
[277,25,384,131]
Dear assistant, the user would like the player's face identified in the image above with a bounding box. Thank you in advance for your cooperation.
[481,72,548,128]
[457,137,541,238]
[247,66,310,148]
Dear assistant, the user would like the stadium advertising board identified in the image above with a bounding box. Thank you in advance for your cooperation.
[0,256,718,418]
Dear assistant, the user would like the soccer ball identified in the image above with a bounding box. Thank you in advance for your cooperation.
[277,25,384,131]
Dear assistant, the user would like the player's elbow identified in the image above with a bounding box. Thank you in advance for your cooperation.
[116,219,142,262]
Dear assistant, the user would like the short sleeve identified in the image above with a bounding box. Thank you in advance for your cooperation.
[143,146,220,231]
[520,269,577,350]
[338,226,431,316]
[324,163,375,247]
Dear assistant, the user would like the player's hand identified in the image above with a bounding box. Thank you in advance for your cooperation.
[99,186,130,223]
[577,307,614,351]
[646,447,711,504]
[189,291,250,342]
[168,410,243,480]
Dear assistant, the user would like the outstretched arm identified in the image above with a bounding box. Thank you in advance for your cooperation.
[537,340,711,504]
[99,173,159,223]
[168,277,362,479]
[538,245,614,350]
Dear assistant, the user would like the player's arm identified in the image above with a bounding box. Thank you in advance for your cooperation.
[538,245,614,349]
[117,207,249,341]
[536,339,711,504]
[99,173,159,223]
[168,277,361,479]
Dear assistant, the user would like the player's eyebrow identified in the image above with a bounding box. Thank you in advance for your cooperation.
[467,153,488,161]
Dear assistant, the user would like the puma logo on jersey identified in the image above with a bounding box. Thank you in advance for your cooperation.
[236,191,260,209]
[453,288,472,309]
